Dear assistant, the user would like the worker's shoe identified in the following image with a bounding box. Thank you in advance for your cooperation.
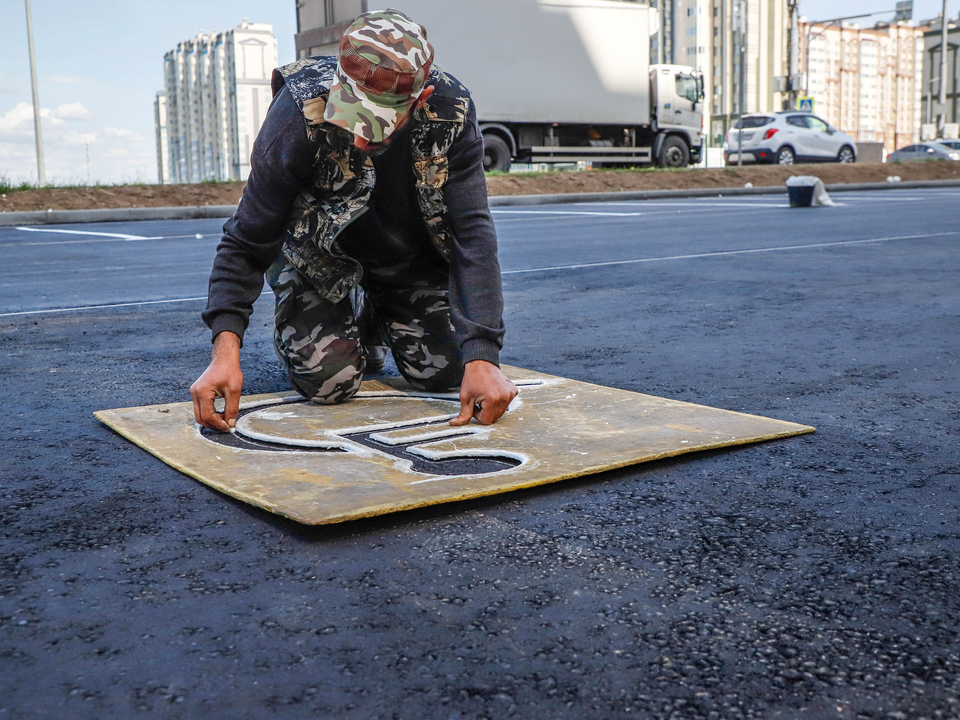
[351,286,389,375]
[363,344,389,375]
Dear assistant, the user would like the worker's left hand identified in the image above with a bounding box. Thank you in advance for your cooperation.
[450,360,518,426]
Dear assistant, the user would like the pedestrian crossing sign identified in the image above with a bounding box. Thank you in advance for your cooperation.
[798,97,814,112]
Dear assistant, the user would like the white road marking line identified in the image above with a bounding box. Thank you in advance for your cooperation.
[0,232,209,247]
[571,201,788,207]
[494,210,648,217]
[0,296,207,318]
[492,205,789,216]
[14,226,160,240]
[493,207,790,222]
[501,230,960,275]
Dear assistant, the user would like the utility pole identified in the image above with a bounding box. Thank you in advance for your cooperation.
[786,0,800,110]
[736,0,746,166]
[24,0,45,186]
[939,0,948,137]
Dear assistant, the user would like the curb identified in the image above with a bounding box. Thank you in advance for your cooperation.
[2,179,958,226]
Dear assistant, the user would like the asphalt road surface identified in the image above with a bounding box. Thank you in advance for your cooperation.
[2,188,958,719]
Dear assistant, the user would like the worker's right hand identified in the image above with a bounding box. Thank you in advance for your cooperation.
[190,331,243,432]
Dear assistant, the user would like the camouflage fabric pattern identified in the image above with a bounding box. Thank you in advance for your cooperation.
[267,257,462,404]
[409,68,471,262]
[273,57,469,305]
[324,10,434,143]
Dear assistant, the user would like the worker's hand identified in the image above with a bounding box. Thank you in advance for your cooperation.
[190,331,243,432]
[450,360,518,426]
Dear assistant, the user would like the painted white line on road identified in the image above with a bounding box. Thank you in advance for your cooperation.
[501,230,960,276]
[14,226,159,240]
[576,201,787,207]
[0,296,207,318]
[494,210,649,217]
[493,207,790,222]
[492,205,789,216]
[0,232,208,247]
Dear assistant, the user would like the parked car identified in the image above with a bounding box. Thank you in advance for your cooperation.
[934,140,960,151]
[724,112,857,165]
[886,142,960,162]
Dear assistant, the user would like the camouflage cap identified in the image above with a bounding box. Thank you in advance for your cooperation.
[324,9,434,144]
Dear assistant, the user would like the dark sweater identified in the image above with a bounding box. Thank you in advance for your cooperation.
[202,86,505,366]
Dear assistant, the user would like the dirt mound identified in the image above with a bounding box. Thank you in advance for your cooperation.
[1,162,956,213]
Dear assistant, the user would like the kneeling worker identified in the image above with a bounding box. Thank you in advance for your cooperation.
[191,9,517,431]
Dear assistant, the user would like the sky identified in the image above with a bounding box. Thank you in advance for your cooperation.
[797,0,954,23]
[0,0,296,185]
[1,0,956,185]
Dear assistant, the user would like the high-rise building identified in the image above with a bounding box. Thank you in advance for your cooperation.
[800,20,924,151]
[919,13,959,133]
[659,0,789,150]
[155,19,278,184]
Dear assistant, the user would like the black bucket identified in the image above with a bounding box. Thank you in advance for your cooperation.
[788,185,815,208]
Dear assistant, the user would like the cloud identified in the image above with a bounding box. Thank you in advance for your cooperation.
[53,102,93,121]
[0,102,36,134]
[0,101,156,184]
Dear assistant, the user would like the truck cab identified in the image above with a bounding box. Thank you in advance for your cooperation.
[651,64,705,167]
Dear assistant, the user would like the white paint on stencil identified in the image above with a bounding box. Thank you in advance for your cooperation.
[251,410,299,420]
[237,396,303,410]
[369,425,482,446]
[206,378,560,477]
[405,448,531,485]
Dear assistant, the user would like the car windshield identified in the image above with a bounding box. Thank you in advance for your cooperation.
[734,116,774,129]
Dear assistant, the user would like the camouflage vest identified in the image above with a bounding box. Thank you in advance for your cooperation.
[271,57,470,303]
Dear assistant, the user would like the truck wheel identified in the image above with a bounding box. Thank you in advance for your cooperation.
[658,136,689,168]
[482,135,512,172]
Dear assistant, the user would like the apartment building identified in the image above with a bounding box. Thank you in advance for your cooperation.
[156,20,278,184]
[800,20,924,151]
[919,13,959,131]
[662,0,788,148]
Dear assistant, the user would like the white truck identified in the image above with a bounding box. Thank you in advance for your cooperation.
[385,0,705,170]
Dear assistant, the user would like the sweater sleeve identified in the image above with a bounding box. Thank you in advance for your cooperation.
[201,87,316,345]
[444,100,507,365]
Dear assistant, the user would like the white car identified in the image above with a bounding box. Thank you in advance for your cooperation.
[724,112,858,165]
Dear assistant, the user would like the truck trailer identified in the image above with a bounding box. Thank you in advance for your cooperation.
[358,0,705,169]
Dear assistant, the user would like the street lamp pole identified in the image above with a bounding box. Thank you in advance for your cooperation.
[939,0,948,136]
[737,0,746,166]
[24,0,45,186]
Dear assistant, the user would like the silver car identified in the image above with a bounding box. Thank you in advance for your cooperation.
[724,112,858,165]
[886,142,960,162]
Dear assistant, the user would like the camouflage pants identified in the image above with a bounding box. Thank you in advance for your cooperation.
[265,255,463,404]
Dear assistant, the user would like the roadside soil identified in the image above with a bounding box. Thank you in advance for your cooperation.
[1,161,957,212]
